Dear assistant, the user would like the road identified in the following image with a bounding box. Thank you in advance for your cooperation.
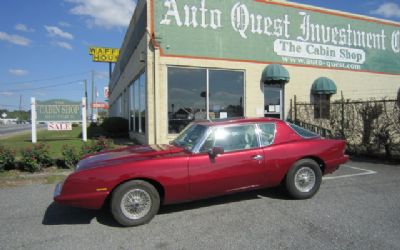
[0,160,399,250]
[0,124,46,138]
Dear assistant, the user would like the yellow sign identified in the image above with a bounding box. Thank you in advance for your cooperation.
[89,47,120,63]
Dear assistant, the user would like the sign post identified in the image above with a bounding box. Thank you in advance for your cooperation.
[31,97,37,143]
[82,97,87,142]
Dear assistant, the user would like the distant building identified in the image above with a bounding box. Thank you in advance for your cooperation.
[109,0,400,144]
[0,118,18,125]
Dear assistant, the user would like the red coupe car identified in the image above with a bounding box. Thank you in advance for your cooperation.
[54,118,348,226]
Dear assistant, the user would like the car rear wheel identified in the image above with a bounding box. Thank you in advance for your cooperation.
[111,180,160,227]
[285,159,322,199]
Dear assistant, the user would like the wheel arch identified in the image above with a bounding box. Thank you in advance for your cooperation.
[107,178,166,206]
[299,156,326,174]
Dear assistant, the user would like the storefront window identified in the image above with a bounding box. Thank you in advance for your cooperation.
[168,67,207,134]
[314,94,331,119]
[209,70,244,119]
[129,71,146,134]
[168,67,244,134]
[139,73,146,133]
[129,83,134,132]
[134,79,140,131]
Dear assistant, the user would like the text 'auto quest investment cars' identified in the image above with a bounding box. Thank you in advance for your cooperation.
[54,118,348,226]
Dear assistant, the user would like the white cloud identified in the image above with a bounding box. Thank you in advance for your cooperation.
[0,31,31,46]
[44,26,74,40]
[371,2,400,18]
[95,71,109,80]
[15,23,35,32]
[65,0,136,29]
[34,92,47,96]
[0,92,14,96]
[9,69,29,76]
[52,41,73,50]
[58,21,71,27]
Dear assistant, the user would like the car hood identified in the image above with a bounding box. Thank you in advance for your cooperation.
[76,144,187,171]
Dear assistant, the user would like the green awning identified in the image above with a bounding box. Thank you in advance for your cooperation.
[311,77,337,95]
[261,64,290,83]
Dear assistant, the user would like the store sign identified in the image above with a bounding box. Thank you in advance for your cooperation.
[104,87,109,99]
[91,102,109,109]
[47,122,72,131]
[89,47,120,63]
[37,99,81,122]
[155,0,400,74]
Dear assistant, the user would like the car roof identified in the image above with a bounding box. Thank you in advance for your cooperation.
[193,117,284,127]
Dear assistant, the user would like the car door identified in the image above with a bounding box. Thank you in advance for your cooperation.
[188,124,266,199]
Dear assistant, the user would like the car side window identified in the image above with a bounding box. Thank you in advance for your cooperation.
[200,124,259,153]
[258,123,276,146]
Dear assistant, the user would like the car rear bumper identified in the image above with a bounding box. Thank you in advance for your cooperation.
[54,182,109,209]
[324,155,349,174]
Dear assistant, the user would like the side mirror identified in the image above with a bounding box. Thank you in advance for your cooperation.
[208,146,224,158]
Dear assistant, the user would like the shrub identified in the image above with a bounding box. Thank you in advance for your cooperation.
[61,145,80,169]
[101,117,129,137]
[20,148,40,172]
[20,143,52,172]
[0,146,16,171]
[81,137,113,158]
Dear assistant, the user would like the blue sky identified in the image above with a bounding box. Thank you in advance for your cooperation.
[0,0,399,111]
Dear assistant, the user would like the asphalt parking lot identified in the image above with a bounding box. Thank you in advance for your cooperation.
[0,160,399,250]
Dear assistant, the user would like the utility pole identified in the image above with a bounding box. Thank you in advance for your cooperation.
[91,70,94,122]
[84,79,88,103]
[19,95,22,111]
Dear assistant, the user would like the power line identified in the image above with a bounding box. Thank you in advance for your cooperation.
[2,79,85,92]
[0,71,91,86]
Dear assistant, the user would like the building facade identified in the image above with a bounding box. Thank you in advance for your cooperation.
[109,0,400,144]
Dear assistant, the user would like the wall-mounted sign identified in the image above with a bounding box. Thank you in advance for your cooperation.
[47,122,72,131]
[36,99,81,122]
[89,47,120,63]
[104,87,109,99]
[154,0,400,75]
[91,102,109,109]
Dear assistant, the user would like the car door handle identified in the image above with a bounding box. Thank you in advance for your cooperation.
[252,155,264,161]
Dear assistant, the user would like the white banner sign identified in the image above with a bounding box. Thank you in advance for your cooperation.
[47,122,72,131]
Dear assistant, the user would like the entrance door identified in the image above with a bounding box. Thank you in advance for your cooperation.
[264,83,284,119]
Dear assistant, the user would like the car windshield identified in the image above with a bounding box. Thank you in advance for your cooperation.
[171,124,208,151]
[288,123,320,138]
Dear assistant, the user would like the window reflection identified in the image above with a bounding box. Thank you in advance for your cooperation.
[140,73,146,133]
[258,123,276,146]
[129,71,146,134]
[168,67,207,134]
[200,125,258,152]
[209,70,244,119]
[168,67,244,134]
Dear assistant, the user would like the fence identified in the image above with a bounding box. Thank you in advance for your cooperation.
[289,95,400,160]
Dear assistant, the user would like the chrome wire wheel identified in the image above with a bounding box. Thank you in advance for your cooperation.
[294,167,316,193]
[120,189,152,220]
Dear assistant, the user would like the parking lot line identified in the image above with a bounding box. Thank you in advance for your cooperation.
[323,164,377,180]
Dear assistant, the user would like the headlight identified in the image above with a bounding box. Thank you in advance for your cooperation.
[54,181,64,197]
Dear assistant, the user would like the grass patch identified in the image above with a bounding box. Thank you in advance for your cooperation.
[0,127,94,159]
[46,175,66,184]
[0,170,19,178]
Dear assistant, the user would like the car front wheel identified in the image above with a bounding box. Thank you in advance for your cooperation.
[285,159,322,199]
[111,180,160,227]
